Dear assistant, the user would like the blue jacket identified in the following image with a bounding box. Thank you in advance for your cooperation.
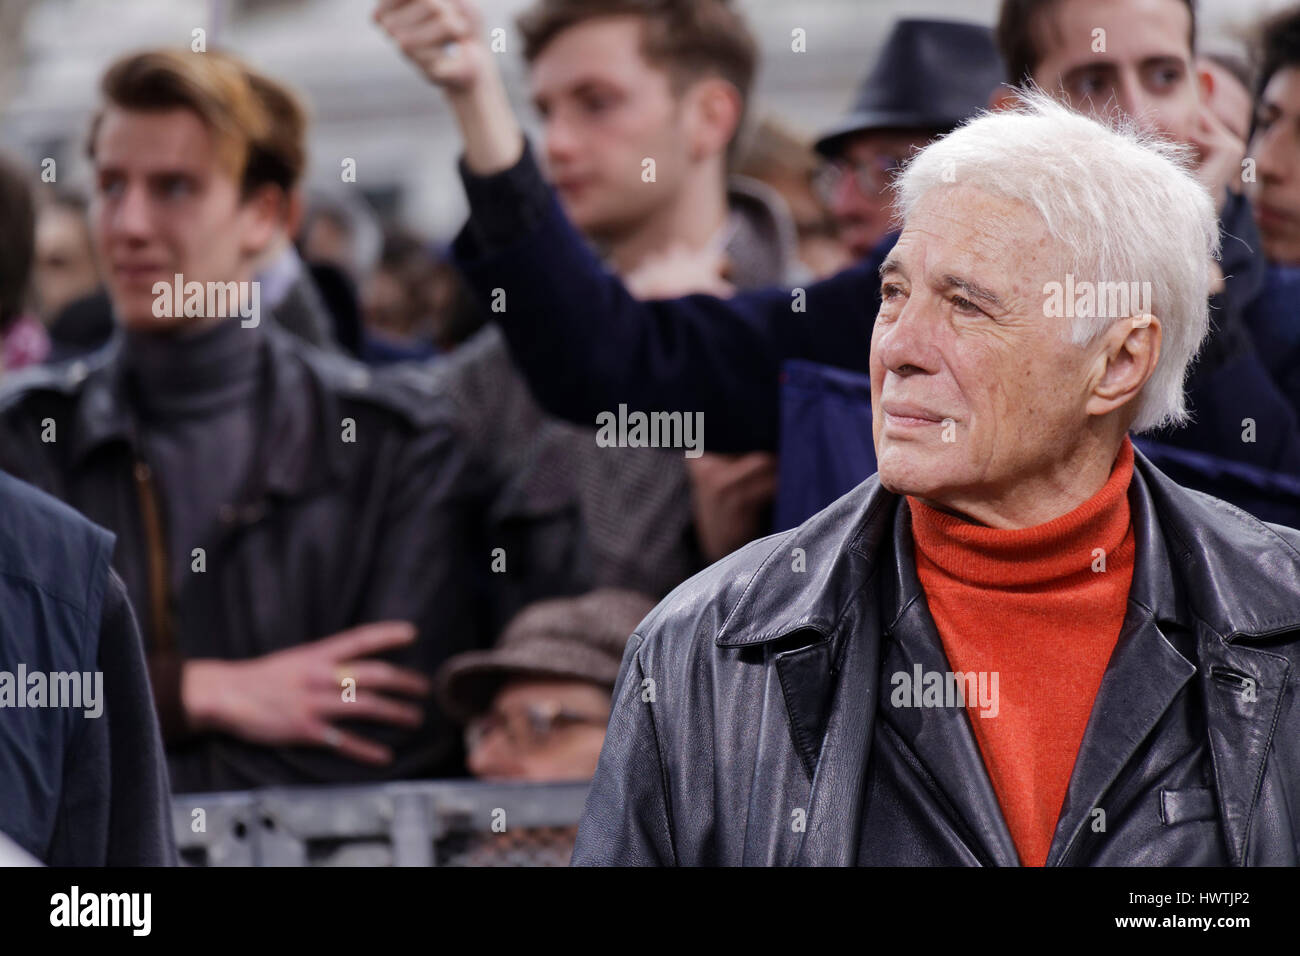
[0,469,175,864]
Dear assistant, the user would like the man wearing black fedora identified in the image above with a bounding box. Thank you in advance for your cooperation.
[812,19,1003,263]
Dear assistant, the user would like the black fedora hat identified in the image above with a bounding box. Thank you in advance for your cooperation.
[814,19,1005,157]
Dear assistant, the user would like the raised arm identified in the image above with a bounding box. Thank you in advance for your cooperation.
[375,0,879,452]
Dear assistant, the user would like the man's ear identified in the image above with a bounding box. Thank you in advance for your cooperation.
[237,183,283,261]
[1085,314,1162,418]
[284,188,306,239]
[685,77,742,163]
[1197,63,1215,103]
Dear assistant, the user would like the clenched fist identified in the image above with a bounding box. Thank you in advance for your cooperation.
[374,0,489,94]
[374,0,524,174]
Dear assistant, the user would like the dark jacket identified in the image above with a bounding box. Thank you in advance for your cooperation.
[451,143,1300,476]
[0,325,488,792]
[571,449,1300,865]
[0,470,175,864]
[268,268,340,352]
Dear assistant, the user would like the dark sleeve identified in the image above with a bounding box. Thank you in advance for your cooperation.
[451,140,877,454]
[47,570,177,865]
[1161,192,1300,471]
[271,273,342,353]
[147,651,191,744]
[349,399,491,774]
[570,633,676,866]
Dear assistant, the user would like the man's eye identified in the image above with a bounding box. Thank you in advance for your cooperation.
[159,178,193,200]
[97,178,124,198]
[1149,66,1183,90]
[1074,73,1106,97]
[951,294,981,315]
[881,282,905,299]
[581,95,615,115]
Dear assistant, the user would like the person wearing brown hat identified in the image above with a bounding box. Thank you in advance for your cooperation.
[437,589,655,782]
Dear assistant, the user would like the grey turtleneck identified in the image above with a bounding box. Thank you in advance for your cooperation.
[123,318,264,596]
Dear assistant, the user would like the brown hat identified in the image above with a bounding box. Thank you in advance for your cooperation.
[435,589,658,724]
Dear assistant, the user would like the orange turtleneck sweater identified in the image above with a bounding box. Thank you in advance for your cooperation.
[906,437,1136,867]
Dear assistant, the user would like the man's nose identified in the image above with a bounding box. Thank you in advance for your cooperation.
[544,114,581,166]
[1114,73,1165,139]
[467,733,521,781]
[875,294,939,375]
[109,183,154,241]
[1253,124,1290,184]
[830,168,876,220]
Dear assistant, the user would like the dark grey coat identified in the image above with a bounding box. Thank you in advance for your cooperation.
[0,326,488,792]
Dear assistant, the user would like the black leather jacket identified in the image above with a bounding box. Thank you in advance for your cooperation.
[0,326,489,792]
[571,450,1300,865]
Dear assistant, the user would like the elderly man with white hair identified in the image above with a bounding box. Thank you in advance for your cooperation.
[562,92,1300,867]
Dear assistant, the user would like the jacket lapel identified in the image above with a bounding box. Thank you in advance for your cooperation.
[1046,469,1196,864]
[879,500,1020,865]
[1045,611,1196,865]
[790,602,881,866]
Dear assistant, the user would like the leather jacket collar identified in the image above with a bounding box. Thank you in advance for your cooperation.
[716,448,1300,652]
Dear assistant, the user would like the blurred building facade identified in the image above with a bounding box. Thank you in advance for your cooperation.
[0,0,1287,241]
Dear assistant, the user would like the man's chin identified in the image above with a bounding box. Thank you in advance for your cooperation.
[113,306,192,334]
[875,445,950,497]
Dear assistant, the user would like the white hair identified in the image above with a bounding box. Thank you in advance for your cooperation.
[891,89,1220,433]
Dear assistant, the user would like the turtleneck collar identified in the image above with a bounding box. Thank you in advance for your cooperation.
[122,317,264,421]
[907,436,1135,590]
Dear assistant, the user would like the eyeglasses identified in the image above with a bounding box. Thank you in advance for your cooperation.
[812,154,907,204]
[465,700,608,753]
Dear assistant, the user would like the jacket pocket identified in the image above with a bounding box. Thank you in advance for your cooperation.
[1159,786,1217,825]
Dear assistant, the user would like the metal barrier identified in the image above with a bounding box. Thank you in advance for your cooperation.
[172,779,590,866]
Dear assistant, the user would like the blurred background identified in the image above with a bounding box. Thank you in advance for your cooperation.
[1,0,1290,242]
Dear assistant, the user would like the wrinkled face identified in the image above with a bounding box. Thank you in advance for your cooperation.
[34,205,100,319]
[1032,0,1200,149]
[529,15,694,239]
[90,107,273,330]
[465,679,611,783]
[822,130,933,259]
[1249,67,1300,265]
[871,185,1101,507]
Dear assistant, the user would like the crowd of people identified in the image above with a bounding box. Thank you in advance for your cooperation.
[0,0,1299,866]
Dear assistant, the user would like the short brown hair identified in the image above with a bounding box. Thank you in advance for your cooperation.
[87,49,305,197]
[518,0,757,107]
[997,0,1198,87]
[0,152,35,328]
[243,68,310,193]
